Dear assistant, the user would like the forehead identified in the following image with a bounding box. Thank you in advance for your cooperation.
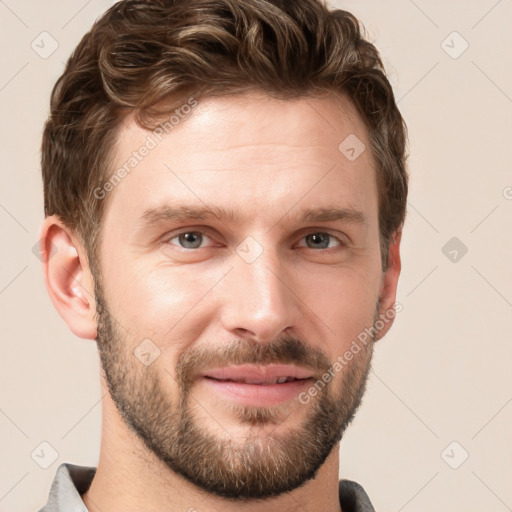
[102,92,377,230]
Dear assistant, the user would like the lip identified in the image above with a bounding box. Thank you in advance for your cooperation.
[198,364,315,407]
[200,363,314,383]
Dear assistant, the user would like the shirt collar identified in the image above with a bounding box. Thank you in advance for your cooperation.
[39,463,375,512]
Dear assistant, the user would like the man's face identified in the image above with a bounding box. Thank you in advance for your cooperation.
[93,92,388,498]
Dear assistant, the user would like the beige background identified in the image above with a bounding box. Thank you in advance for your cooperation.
[1,1,511,511]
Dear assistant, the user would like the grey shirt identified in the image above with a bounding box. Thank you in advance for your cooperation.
[38,462,375,512]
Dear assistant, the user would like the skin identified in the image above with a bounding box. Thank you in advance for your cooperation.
[40,91,402,512]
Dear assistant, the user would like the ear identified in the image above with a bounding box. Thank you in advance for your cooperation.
[39,215,98,340]
[375,228,402,341]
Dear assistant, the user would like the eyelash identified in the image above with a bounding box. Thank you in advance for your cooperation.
[164,229,347,251]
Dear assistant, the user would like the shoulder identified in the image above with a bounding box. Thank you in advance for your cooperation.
[338,479,376,512]
[37,463,96,512]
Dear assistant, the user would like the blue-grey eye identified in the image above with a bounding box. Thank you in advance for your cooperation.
[303,232,339,249]
[173,231,205,249]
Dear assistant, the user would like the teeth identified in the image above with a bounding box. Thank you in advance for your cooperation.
[238,377,291,384]
[244,378,268,384]
[218,376,300,384]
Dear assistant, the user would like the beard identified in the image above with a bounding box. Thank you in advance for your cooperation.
[94,276,376,500]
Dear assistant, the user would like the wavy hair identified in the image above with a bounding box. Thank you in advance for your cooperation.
[42,0,408,271]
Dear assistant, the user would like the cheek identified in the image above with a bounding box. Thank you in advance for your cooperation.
[299,265,380,352]
[103,256,228,349]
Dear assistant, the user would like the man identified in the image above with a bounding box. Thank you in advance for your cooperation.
[38,0,408,510]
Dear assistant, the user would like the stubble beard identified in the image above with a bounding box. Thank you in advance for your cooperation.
[94,278,376,500]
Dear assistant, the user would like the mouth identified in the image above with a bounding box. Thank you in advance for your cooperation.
[204,376,305,385]
[198,364,315,406]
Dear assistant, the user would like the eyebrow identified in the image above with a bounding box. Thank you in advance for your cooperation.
[138,204,367,228]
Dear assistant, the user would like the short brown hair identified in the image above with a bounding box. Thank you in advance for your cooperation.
[42,0,408,272]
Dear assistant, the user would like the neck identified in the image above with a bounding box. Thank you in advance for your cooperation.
[83,383,343,512]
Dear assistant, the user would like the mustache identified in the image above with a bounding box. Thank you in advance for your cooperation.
[176,336,332,386]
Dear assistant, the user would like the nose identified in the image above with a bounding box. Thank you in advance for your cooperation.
[219,244,303,343]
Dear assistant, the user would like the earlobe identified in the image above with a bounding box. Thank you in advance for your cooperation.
[375,228,403,341]
[39,215,98,340]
